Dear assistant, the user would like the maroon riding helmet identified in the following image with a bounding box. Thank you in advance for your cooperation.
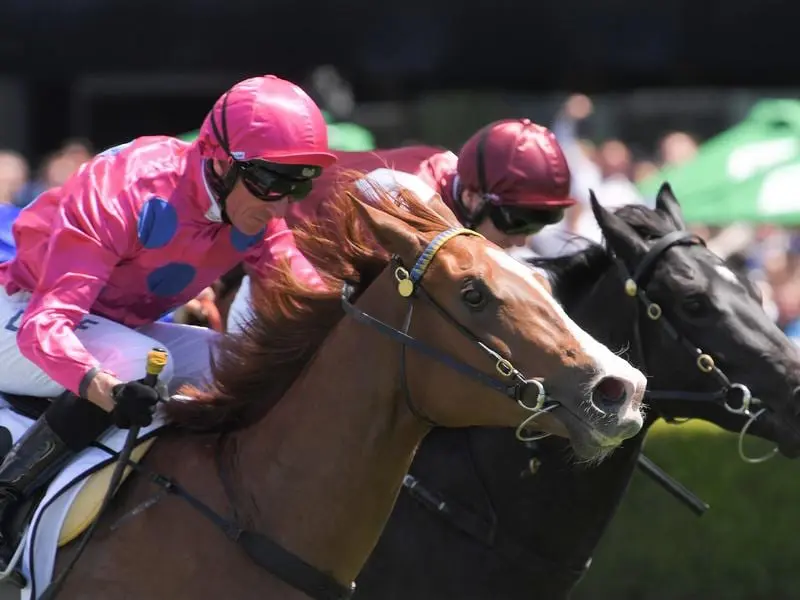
[456,119,576,233]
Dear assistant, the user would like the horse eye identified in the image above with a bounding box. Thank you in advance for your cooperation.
[461,278,488,310]
[682,295,710,318]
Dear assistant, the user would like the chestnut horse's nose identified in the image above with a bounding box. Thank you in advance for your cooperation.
[591,376,629,410]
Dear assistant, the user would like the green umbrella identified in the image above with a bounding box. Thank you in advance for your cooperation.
[678,157,800,225]
[637,99,800,223]
[177,110,375,151]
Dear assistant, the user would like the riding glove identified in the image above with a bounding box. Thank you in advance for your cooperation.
[110,381,160,429]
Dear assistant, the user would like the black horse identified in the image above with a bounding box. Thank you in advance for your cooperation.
[353,184,800,600]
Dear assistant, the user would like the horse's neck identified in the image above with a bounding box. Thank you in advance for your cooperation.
[504,266,646,566]
[526,430,648,569]
[231,278,427,585]
[568,268,634,353]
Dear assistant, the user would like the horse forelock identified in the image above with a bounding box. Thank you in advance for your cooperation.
[166,170,452,432]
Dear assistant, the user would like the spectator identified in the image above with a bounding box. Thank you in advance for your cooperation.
[13,139,93,207]
[0,150,28,206]
[658,131,699,167]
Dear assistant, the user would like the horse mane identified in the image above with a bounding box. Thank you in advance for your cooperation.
[165,170,453,432]
[614,203,675,239]
[529,246,611,309]
[528,204,676,308]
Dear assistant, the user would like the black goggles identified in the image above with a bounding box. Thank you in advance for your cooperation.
[487,204,565,235]
[235,161,323,202]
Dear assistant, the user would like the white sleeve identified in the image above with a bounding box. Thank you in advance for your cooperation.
[354,168,438,206]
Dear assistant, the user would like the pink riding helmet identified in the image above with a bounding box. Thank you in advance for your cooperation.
[196,75,337,168]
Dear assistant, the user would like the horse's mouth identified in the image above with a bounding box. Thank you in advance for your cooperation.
[745,398,800,458]
[550,405,635,462]
[766,409,800,458]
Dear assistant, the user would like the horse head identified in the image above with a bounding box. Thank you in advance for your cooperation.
[346,177,647,461]
[590,183,800,458]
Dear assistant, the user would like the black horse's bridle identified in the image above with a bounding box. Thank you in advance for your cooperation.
[340,226,557,436]
[612,230,756,415]
[608,228,777,465]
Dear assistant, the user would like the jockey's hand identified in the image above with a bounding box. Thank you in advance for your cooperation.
[174,286,223,331]
[183,287,216,320]
[110,381,160,429]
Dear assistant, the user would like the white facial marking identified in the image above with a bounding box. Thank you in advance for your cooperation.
[485,246,646,424]
[715,264,740,286]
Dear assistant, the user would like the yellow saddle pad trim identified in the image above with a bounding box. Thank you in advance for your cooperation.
[57,437,157,547]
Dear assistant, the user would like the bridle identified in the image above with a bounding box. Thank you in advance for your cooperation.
[609,228,777,464]
[341,226,559,441]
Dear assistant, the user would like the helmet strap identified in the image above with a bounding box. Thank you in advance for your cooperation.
[208,92,240,224]
[203,159,236,225]
[455,124,493,230]
[452,175,489,230]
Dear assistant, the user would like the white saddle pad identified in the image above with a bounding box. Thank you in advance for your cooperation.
[0,398,164,599]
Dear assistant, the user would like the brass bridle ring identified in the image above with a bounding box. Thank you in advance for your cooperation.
[496,359,514,378]
[723,383,753,416]
[517,379,546,412]
[646,303,662,320]
[696,353,715,373]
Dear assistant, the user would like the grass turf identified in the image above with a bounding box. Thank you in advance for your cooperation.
[573,419,799,600]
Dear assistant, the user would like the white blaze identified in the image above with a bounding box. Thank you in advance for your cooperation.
[714,264,740,286]
[485,246,646,422]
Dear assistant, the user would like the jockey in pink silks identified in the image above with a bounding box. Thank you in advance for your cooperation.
[0,74,336,576]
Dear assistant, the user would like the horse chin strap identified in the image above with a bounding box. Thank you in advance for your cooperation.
[340,227,556,439]
[613,229,778,464]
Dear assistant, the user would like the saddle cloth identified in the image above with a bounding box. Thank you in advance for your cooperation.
[0,398,165,600]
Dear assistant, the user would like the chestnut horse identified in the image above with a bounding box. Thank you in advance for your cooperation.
[42,177,645,599]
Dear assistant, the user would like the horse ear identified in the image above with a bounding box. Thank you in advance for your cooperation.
[427,194,462,228]
[350,195,422,264]
[655,182,686,230]
[589,190,647,265]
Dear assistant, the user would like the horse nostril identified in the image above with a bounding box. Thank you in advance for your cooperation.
[592,377,628,407]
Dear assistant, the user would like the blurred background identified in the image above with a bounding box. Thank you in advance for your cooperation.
[2,1,800,598]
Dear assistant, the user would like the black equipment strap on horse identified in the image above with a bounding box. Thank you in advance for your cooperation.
[636,454,708,516]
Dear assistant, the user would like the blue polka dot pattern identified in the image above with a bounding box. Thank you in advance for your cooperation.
[138,198,178,249]
[230,227,265,252]
[146,263,196,297]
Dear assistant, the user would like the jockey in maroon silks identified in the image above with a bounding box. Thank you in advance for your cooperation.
[226,118,576,333]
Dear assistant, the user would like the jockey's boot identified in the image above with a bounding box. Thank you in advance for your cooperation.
[0,391,112,587]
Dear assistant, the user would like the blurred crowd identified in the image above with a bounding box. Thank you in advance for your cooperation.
[1,94,799,342]
[0,139,93,209]
[534,94,800,345]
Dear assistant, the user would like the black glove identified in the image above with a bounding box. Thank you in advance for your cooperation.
[111,381,160,429]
